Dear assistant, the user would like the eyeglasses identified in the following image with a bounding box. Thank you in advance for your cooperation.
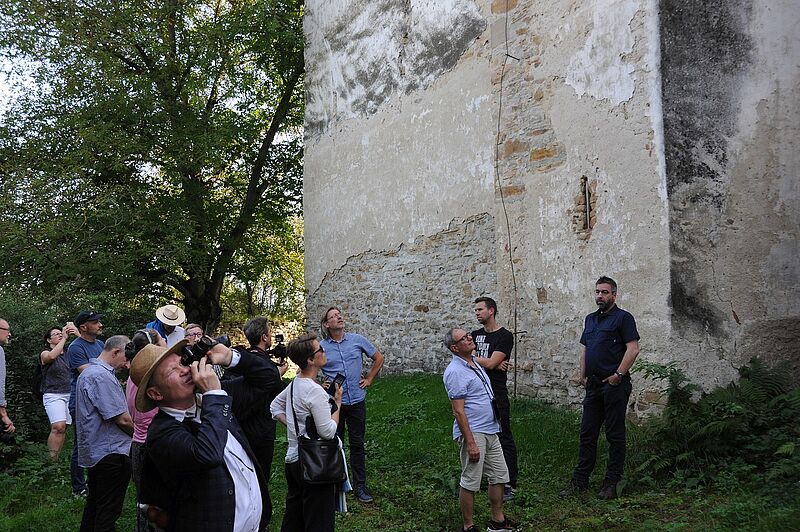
[313,346,325,356]
[186,332,204,338]
[0,327,9,331]
[453,333,472,344]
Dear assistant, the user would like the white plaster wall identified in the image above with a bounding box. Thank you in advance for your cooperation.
[304,0,494,291]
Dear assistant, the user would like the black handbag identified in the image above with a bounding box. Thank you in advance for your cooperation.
[289,381,346,485]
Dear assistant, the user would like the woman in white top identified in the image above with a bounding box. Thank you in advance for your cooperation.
[271,332,343,531]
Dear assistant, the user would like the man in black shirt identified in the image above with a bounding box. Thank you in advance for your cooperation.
[559,276,640,500]
[471,296,519,501]
[222,316,287,526]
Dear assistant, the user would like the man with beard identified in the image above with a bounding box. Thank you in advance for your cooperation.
[471,297,518,501]
[67,310,105,497]
[559,276,640,500]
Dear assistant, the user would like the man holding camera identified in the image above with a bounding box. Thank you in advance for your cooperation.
[221,316,288,526]
[443,328,518,532]
[0,318,15,439]
[146,304,186,347]
[131,337,272,531]
[320,306,385,503]
[75,335,134,531]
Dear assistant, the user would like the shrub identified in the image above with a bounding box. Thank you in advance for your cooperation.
[631,358,800,500]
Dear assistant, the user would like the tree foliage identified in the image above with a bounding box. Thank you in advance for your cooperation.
[0,0,304,328]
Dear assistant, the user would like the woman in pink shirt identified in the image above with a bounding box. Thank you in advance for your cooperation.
[126,328,166,532]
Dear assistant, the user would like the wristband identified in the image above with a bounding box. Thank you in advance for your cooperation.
[615,371,625,378]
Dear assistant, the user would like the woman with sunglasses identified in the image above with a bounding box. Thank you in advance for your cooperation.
[271,333,343,531]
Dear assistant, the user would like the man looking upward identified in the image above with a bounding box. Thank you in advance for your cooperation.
[320,306,385,503]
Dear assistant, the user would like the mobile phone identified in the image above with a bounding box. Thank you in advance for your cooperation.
[66,321,75,329]
[327,373,346,395]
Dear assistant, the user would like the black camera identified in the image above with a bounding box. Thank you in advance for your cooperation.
[266,333,287,364]
[0,420,15,445]
[180,335,231,366]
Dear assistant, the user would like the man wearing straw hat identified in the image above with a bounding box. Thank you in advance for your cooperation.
[146,304,186,347]
[130,338,272,531]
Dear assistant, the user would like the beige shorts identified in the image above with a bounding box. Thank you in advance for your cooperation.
[458,432,509,492]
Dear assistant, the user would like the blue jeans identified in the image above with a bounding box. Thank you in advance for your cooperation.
[336,400,367,487]
[573,376,632,484]
[69,404,86,493]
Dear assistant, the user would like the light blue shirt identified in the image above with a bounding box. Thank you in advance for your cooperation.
[321,333,377,405]
[443,355,501,440]
[76,358,130,468]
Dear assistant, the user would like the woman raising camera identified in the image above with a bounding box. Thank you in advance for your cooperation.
[270,333,343,531]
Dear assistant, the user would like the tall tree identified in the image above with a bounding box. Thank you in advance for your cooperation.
[0,0,304,328]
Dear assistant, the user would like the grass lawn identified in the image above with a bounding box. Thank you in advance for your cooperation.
[1,373,797,531]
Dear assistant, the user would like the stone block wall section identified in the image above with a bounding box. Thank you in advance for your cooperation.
[306,214,497,375]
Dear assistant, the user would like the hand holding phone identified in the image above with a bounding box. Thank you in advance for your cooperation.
[327,373,345,396]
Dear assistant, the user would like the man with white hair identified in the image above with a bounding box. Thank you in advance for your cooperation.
[443,327,519,532]
[75,335,134,531]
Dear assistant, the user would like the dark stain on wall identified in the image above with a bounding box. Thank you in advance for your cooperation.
[661,0,753,336]
[306,0,486,136]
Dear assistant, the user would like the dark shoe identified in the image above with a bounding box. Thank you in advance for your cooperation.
[558,479,588,497]
[72,488,87,498]
[597,481,617,500]
[487,516,520,531]
[502,484,516,502]
[354,485,374,503]
[462,526,479,532]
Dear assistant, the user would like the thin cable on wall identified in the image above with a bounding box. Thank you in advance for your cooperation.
[493,0,521,397]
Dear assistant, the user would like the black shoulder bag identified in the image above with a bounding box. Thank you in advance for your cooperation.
[289,380,346,485]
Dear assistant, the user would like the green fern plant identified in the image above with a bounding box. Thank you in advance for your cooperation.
[630,357,800,497]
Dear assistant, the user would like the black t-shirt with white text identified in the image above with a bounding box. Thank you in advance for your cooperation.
[471,327,513,397]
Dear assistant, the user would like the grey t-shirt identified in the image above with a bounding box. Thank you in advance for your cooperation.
[42,353,71,395]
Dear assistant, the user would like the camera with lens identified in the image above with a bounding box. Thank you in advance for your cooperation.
[180,334,231,367]
[266,333,287,364]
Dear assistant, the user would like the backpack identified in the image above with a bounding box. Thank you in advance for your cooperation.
[31,361,44,402]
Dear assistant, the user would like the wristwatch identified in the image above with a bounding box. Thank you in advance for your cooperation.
[614,371,625,378]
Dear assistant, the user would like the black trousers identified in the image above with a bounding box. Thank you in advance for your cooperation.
[573,377,632,484]
[251,440,275,526]
[80,453,131,532]
[68,404,86,493]
[336,401,367,487]
[281,460,335,532]
[495,395,519,488]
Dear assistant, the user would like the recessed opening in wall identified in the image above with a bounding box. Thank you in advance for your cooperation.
[570,175,597,241]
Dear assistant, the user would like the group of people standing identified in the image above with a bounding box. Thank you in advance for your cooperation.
[0,274,640,532]
[443,277,640,532]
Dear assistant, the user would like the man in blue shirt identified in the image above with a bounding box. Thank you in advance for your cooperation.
[67,309,105,497]
[443,328,518,532]
[560,276,640,500]
[320,307,384,503]
[76,335,133,531]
